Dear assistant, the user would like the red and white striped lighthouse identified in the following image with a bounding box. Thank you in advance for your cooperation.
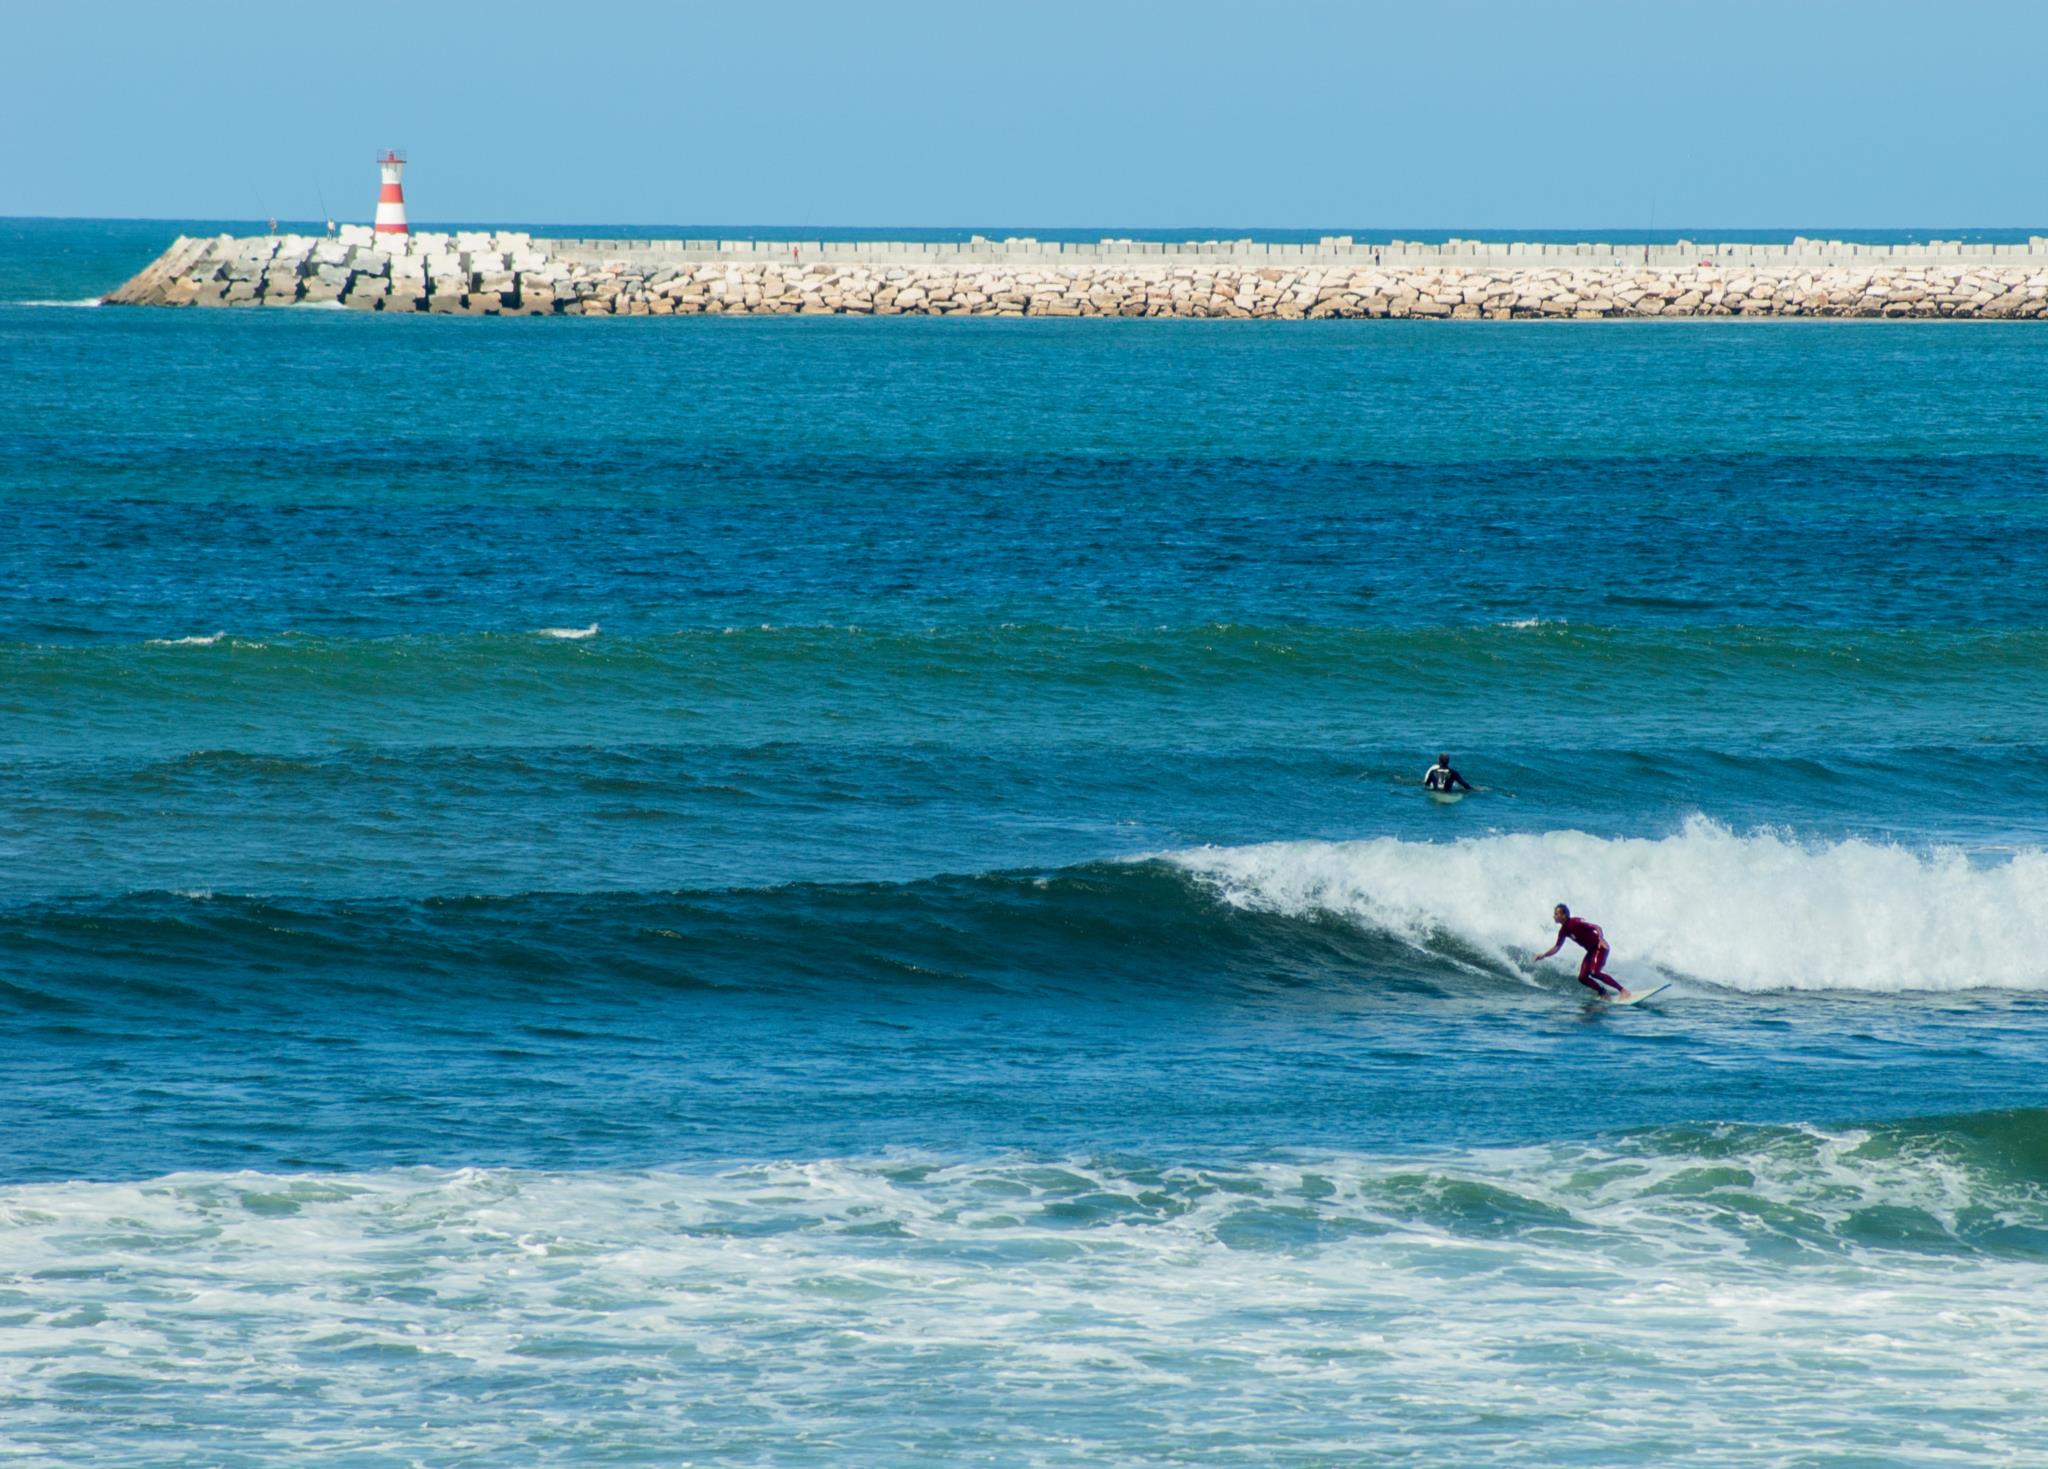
[373,150,409,236]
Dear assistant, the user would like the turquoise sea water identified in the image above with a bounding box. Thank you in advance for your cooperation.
[3,222,2048,1465]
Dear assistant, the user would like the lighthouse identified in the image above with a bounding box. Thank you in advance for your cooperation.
[374,151,409,236]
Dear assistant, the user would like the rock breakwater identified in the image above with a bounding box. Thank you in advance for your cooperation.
[106,228,2048,319]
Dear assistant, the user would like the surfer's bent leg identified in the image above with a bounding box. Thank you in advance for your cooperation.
[1578,947,1622,994]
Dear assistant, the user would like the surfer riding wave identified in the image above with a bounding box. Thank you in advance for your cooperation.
[1534,903,1631,999]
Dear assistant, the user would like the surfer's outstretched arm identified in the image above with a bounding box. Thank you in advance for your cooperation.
[1531,938,1562,963]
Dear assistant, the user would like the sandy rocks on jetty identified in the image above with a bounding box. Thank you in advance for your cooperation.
[105,229,2048,320]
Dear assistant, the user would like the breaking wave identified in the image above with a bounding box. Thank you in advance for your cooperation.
[1166,817,2048,992]
[6,820,2047,1007]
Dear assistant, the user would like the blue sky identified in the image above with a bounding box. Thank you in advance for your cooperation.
[6,0,2043,228]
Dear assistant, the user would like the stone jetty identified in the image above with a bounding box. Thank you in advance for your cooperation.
[106,228,2048,319]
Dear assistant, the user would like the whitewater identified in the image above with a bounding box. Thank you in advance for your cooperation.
[1167,819,2048,993]
[7,1115,2047,1468]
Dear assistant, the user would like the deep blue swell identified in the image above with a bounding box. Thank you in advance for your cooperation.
[3,228,2048,1185]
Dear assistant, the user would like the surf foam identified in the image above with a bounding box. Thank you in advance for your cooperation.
[2,1136,2041,1466]
[1164,817,2048,992]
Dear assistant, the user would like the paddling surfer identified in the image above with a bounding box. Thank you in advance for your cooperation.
[1423,754,1473,794]
[1533,904,1630,999]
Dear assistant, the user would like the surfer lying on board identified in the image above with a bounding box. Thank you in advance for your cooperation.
[1533,904,1630,999]
[1423,754,1473,793]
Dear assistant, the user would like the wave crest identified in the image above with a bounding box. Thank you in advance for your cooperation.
[1165,818,2048,992]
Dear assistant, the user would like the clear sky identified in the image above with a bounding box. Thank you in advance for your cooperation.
[5,0,2043,229]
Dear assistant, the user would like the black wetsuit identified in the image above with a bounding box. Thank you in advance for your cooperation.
[1424,765,1472,792]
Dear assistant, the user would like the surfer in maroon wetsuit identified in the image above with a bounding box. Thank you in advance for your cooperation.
[1533,903,1631,999]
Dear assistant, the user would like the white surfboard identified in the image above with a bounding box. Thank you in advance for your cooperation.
[1426,790,1465,805]
[1597,981,1672,1006]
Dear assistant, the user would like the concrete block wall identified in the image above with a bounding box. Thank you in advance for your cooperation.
[101,229,2048,320]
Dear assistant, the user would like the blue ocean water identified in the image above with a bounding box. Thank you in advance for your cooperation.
[3,222,2048,1465]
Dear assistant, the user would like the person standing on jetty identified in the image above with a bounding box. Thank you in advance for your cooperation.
[1533,904,1631,999]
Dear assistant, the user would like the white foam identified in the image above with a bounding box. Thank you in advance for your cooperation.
[534,623,600,640]
[0,1147,2040,1465]
[145,631,228,646]
[15,297,103,308]
[1163,817,2048,992]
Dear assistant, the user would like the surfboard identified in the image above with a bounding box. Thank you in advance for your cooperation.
[1426,790,1465,805]
[1598,981,1672,1007]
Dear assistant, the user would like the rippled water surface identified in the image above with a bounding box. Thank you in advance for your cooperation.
[3,223,2047,1466]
